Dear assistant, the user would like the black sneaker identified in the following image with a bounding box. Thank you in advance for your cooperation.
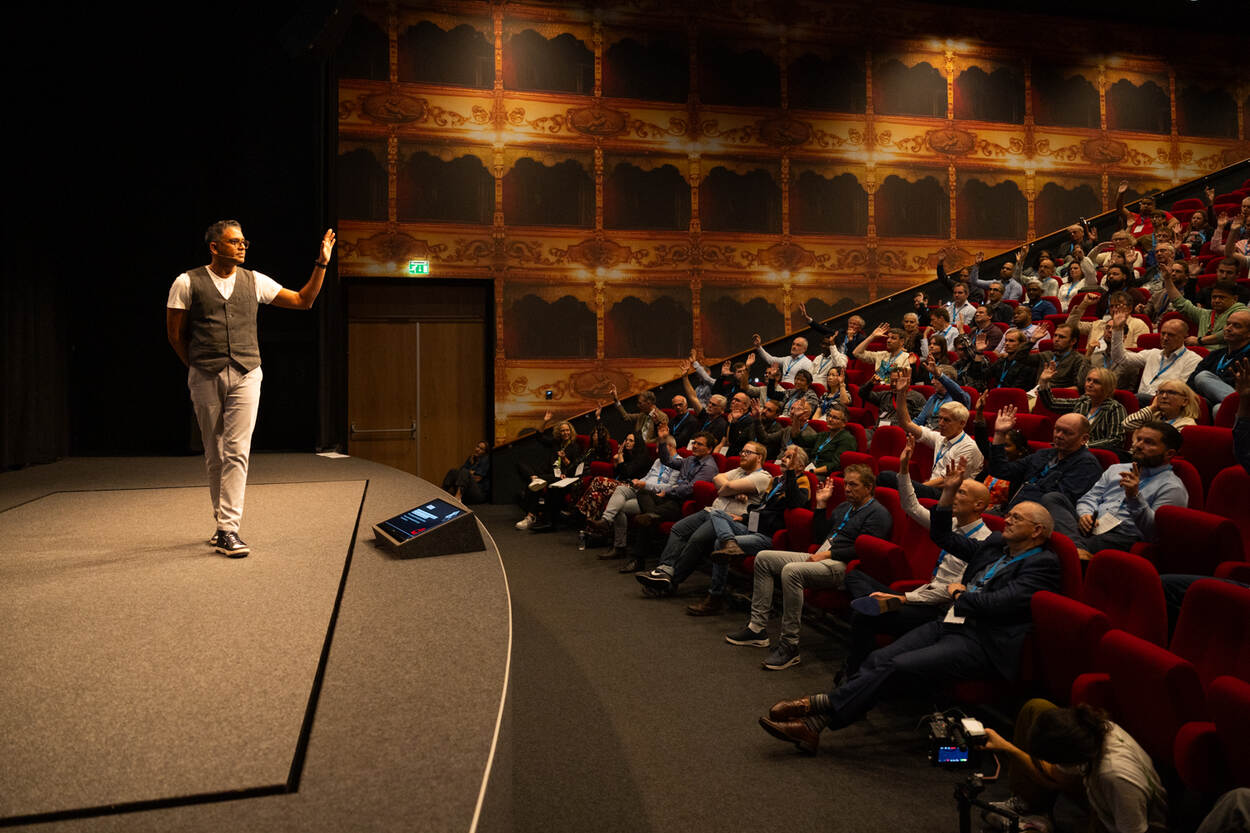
[208,531,222,546]
[215,531,250,558]
[635,568,672,596]
[724,626,770,647]
[762,641,801,670]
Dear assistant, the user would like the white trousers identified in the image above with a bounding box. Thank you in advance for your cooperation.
[188,364,262,533]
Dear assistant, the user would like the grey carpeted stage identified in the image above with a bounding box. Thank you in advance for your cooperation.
[4,455,981,832]
[0,455,510,832]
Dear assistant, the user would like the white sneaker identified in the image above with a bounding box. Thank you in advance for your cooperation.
[527,477,546,493]
[515,516,534,529]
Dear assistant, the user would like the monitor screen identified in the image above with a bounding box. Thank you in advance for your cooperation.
[376,499,465,544]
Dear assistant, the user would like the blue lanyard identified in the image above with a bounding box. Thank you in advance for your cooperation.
[968,546,1043,592]
[1149,348,1187,384]
[813,432,835,455]
[934,521,985,574]
[998,359,1015,383]
[1026,457,1056,485]
[763,477,785,504]
[1216,344,1250,374]
[784,356,800,376]
[877,353,902,380]
[933,433,966,468]
[1086,402,1105,423]
[830,499,874,541]
[672,411,689,431]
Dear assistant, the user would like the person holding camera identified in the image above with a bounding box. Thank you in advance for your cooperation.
[980,701,1167,833]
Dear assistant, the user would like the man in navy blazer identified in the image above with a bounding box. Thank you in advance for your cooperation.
[759,458,1062,752]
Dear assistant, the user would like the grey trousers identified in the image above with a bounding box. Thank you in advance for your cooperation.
[748,550,846,648]
[188,363,263,534]
[602,484,641,548]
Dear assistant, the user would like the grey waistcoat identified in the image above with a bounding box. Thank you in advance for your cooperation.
[187,266,261,373]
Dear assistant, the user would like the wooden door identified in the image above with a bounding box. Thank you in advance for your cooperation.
[417,321,486,484]
[348,321,418,474]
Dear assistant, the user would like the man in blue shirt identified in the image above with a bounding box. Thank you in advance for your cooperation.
[1039,421,1188,558]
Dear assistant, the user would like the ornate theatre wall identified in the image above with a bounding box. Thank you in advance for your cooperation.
[333,0,1248,442]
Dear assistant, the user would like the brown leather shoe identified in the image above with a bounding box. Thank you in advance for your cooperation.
[618,557,641,573]
[685,593,724,616]
[768,696,813,721]
[710,539,746,564]
[633,512,658,527]
[586,517,612,537]
[758,716,819,753]
[598,546,627,560]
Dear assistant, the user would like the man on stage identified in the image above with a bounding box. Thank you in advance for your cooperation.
[166,220,335,557]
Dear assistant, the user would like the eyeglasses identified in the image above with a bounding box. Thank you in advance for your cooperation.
[741,450,759,456]
[219,238,250,249]
[1156,389,1183,396]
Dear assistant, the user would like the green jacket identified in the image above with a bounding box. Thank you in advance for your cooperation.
[1171,296,1247,346]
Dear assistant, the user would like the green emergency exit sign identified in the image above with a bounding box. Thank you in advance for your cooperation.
[407,259,430,275]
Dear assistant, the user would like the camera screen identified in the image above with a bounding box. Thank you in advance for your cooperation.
[936,745,968,764]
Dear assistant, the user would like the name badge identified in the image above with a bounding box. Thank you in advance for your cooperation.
[943,606,966,625]
[747,511,760,533]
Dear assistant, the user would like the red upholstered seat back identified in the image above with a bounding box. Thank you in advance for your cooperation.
[1082,550,1168,646]
[1031,591,1110,704]
[1146,507,1244,577]
[1170,579,1250,689]
[1094,629,1208,767]
[1206,466,1250,560]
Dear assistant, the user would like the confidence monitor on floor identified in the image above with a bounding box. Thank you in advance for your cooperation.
[372,498,484,558]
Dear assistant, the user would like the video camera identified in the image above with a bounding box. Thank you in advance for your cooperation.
[925,712,988,767]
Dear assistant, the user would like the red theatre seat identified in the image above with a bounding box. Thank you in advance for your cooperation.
[1031,591,1110,704]
[1169,578,1250,688]
[1135,507,1244,577]
[1205,466,1250,561]
[1175,426,1235,492]
[1081,550,1168,646]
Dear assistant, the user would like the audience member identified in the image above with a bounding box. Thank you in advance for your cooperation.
[634,441,772,600]
[724,464,891,671]
[946,280,977,327]
[805,402,857,476]
[922,308,960,359]
[1110,314,1201,408]
[610,386,666,443]
[780,369,821,416]
[776,399,818,457]
[852,322,914,383]
[1039,421,1187,558]
[860,369,925,427]
[913,354,971,430]
[623,428,720,571]
[751,398,786,460]
[442,439,491,504]
[1186,309,1250,417]
[1123,380,1199,432]
[1037,365,1126,452]
[987,406,1101,511]
[841,438,991,679]
[813,366,852,420]
[752,333,814,384]
[516,413,583,531]
[1165,271,1247,348]
[881,368,982,497]
[687,444,812,616]
[987,329,1042,390]
[718,391,759,456]
[1036,323,1088,389]
[588,434,683,564]
[758,459,1059,752]
[677,368,729,447]
[1024,279,1057,321]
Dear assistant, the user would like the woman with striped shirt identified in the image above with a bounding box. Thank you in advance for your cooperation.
[1123,379,1200,433]
[1037,365,1127,451]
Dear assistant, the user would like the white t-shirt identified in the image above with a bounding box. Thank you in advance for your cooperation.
[707,468,772,517]
[1086,722,1169,833]
[166,268,283,309]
